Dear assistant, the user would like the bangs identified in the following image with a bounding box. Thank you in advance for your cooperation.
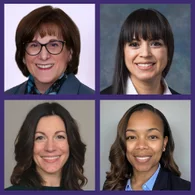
[122,9,167,44]
[37,23,63,38]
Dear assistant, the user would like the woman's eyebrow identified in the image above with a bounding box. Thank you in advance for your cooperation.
[126,128,160,132]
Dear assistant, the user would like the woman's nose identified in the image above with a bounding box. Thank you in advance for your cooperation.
[140,43,152,57]
[44,139,56,152]
[38,46,50,60]
[135,138,149,150]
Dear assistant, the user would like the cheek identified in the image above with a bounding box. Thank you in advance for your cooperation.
[156,49,168,67]
[59,142,69,154]
[33,143,44,156]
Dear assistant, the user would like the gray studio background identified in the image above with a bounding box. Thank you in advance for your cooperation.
[100,4,191,94]
[100,100,191,189]
[4,100,95,190]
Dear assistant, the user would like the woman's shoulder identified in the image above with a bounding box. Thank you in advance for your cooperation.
[4,81,27,94]
[157,168,190,190]
[60,73,95,94]
[5,185,34,190]
[5,185,63,191]
[100,85,113,94]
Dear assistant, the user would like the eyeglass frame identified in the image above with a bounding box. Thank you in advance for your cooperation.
[24,40,66,56]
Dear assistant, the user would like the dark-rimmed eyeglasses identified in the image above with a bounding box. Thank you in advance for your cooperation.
[24,40,66,56]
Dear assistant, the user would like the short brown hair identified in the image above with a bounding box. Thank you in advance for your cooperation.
[15,6,80,77]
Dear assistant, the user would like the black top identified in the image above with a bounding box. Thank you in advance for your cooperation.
[101,85,180,94]
[5,185,63,190]
[152,168,190,190]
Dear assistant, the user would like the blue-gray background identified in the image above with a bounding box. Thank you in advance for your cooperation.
[100,4,191,94]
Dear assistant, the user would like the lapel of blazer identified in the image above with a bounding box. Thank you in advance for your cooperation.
[58,73,81,94]
[15,81,27,94]
[152,168,170,190]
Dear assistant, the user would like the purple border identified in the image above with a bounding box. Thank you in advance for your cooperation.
[2,0,194,195]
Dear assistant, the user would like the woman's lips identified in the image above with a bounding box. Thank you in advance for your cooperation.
[136,63,155,70]
[36,63,54,70]
[134,156,151,163]
[41,155,60,163]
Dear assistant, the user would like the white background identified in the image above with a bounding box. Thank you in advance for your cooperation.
[4,4,95,91]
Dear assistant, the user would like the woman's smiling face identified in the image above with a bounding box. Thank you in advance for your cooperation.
[24,25,72,91]
[124,38,168,83]
[33,115,69,178]
[125,109,168,176]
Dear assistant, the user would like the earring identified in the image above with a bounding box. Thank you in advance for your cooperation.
[23,58,26,64]
[163,147,166,152]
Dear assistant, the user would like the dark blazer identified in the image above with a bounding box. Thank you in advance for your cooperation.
[5,73,94,95]
[101,85,179,94]
[152,168,190,190]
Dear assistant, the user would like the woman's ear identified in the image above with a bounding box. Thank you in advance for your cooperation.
[69,49,73,62]
[23,58,26,64]
[163,136,168,152]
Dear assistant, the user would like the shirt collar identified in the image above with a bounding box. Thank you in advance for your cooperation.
[125,164,161,191]
[126,77,172,95]
[26,73,66,94]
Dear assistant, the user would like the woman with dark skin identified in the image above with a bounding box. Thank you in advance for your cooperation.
[101,9,179,95]
[6,102,87,190]
[103,103,190,190]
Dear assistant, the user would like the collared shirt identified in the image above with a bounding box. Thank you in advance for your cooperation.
[25,73,67,94]
[126,77,172,95]
[125,164,161,191]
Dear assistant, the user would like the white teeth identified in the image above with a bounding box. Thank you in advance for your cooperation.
[42,156,60,160]
[36,64,54,69]
[137,63,153,67]
[136,157,150,160]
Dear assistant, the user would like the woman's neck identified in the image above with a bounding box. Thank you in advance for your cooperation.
[130,76,164,94]
[131,165,159,190]
[37,167,61,187]
[34,79,54,94]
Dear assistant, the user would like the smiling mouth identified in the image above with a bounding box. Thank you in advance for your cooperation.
[36,64,54,69]
[135,156,151,163]
[42,156,60,160]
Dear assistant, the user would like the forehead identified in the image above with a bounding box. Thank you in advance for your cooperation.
[36,115,66,133]
[127,110,163,132]
[36,23,63,39]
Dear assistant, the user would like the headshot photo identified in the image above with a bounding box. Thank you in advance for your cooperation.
[100,4,190,95]
[4,4,95,94]
[100,100,191,190]
[4,100,95,190]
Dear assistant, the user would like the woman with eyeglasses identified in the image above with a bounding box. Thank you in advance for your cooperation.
[5,5,94,95]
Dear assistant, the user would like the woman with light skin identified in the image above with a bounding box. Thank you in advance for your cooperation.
[5,6,94,94]
[103,103,190,190]
[101,9,179,94]
[6,102,87,190]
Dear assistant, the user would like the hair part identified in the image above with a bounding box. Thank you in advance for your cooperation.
[103,103,180,190]
[11,102,87,190]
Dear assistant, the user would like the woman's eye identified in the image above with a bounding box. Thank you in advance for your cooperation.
[128,42,139,47]
[49,42,60,47]
[56,135,65,139]
[150,41,162,47]
[28,42,39,48]
[126,136,136,140]
[149,135,158,140]
[35,136,44,141]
